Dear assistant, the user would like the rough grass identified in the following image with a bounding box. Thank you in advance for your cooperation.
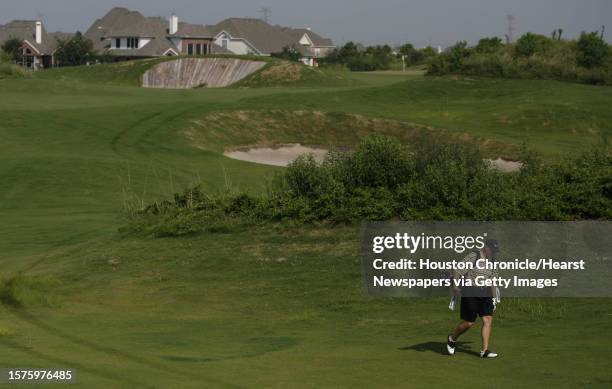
[0,69,611,387]
[0,62,30,79]
[183,109,519,158]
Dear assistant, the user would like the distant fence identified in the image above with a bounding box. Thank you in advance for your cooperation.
[142,58,266,89]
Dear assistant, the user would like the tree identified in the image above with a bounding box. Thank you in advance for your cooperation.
[576,31,609,68]
[420,46,438,61]
[1,37,23,63]
[399,43,425,65]
[338,42,361,62]
[271,46,302,62]
[514,33,552,57]
[54,32,97,67]
[475,37,503,53]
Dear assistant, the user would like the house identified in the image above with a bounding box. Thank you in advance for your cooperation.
[0,20,71,69]
[2,8,334,68]
[84,7,228,59]
[279,27,336,66]
[211,18,335,66]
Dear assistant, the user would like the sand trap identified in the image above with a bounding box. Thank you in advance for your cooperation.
[224,144,523,172]
[224,144,328,167]
[487,158,523,172]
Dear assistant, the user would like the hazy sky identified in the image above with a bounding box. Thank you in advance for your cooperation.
[1,0,610,47]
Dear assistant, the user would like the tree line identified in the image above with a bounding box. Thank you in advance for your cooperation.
[428,29,611,85]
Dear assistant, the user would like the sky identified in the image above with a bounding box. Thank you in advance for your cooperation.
[1,0,610,48]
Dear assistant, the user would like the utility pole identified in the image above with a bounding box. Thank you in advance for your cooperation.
[259,7,272,23]
[506,14,516,43]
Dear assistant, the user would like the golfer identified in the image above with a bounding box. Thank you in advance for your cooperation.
[446,239,500,358]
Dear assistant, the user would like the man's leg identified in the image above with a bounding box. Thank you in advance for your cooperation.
[453,320,474,340]
[481,315,493,351]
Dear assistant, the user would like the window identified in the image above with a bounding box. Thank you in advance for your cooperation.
[187,43,194,55]
[222,39,228,49]
[196,44,202,55]
[115,38,121,49]
[127,37,139,49]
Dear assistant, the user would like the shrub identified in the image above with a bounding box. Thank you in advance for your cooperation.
[271,46,302,63]
[514,33,553,57]
[576,31,609,68]
[1,38,22,63]
[475,37,503,54]
[426,33,612,86]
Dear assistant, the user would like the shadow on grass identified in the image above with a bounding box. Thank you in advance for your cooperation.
[399,341,480,357]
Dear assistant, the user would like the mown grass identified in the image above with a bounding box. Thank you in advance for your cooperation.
[0,64,610,387]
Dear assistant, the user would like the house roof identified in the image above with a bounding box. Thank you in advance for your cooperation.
[212,18,335,56]
[84,7,216,57]
[170,22,213,38]
[0,20,62,54]
[212,18,296,55]
[281,28,335,47]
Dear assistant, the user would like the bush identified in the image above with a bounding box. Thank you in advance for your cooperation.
[514,33,553,57]
[475,37,503,54]
[54,31,97,67]
[427,32,612,86]
[127,134,611,236]
[1,38,22,63]
[323,42,395,71]
[0,62,29,79]
[271,46,302,63]
[576,31,609,68]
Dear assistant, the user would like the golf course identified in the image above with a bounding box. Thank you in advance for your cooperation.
[1,58,611,388]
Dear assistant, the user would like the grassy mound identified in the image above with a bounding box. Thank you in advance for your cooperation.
[32,55,268,87]
[33,59,161,86]
[235,60,359,87]
[183,109,519,158]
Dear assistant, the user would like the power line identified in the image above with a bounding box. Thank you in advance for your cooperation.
[505,14,516,43]
[259,7,272,23]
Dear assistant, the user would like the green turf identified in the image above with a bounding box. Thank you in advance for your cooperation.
[0,65,611,388]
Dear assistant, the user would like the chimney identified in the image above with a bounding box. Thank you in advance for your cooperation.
[169,14,178,35]
[35,21,42,44]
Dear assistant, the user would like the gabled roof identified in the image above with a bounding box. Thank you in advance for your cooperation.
[212,18,295,55]
[0,20,62,54]
[170,22,213,38]
[84,7,216,57]
[281,28,335,47]
[212,18,335,56]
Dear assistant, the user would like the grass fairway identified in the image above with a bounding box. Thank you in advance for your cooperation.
[1,62,611,387]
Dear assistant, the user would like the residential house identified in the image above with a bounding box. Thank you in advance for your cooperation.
[280,27,336,66]
[2,8,335,68]
[211,18,335,66]
[0,20,71,69]
[84,7,228,59]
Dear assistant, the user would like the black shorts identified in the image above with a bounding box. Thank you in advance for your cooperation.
[460,296,494,322]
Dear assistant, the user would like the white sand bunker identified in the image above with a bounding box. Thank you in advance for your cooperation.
[224,144,523,172]
[224,144,328,167]
[487,158,523,172]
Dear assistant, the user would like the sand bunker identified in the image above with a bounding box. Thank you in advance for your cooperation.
[224,144,327,167]
[487,158,523,172]
[225,144,523,172]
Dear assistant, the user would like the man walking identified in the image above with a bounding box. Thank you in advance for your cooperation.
[446,239,500,358]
